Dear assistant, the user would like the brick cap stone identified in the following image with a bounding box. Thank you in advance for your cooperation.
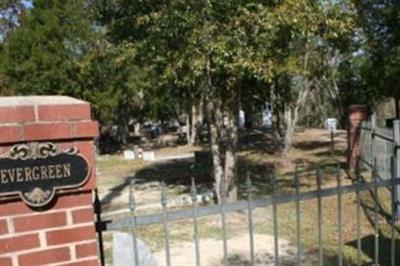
[348,104,367,110]
[0,96,98,143]
[349,104,368,122]
[0,96,87,107]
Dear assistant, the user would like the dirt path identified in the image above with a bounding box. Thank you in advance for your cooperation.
[154,234,297,266]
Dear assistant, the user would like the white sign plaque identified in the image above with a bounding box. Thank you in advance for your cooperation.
[325,118,337,133]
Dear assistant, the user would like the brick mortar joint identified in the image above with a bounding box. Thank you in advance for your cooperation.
[0,120,96,127]
[0,221,95,240]
[23,120,96,126]
[41,221,95,233]
[6,217,14,234]
[39,231,47,248]
[51,256,99,266]
[72,206,94,212]
[0,123,24,127]
[11,254,17,266]
[72,124,77,138]
[66,210,73,226]
[34,105,39,122]
[74,240,98,247]
[0,235,98,257]
[0,231,38,241]
[69,244,76,261]
[1,204,94,220]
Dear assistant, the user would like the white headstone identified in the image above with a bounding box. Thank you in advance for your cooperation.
[113,232,157,266]
[262,102,273,128]
[143,151,155,161]
[223,116,229,126]
[239,110,245,129]
[123,150,135,160]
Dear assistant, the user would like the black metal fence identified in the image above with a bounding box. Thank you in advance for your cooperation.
[95,160,400,266]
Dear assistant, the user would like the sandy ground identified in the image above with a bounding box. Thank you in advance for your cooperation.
[153,234,297,266]
[100,129,348,265]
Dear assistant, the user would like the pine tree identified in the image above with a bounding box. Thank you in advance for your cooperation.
[0,0,93,95]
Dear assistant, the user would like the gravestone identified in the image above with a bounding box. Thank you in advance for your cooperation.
[325,118,338,156]
[239,110,245,129]
[143,151,155,161]
[124,149,135,160]
[262,102,273,128]
[113,232,157,266]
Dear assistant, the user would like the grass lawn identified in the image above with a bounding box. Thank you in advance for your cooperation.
[96,129,398,265]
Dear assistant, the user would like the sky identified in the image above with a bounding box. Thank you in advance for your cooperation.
[22,0,33,9]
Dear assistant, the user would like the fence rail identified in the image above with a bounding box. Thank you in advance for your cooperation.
[360,114,398,178]
[359,114,400,221]
[103,176,394,230]
[96,161,400,266]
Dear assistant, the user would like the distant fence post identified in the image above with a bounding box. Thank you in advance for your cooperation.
[393,120,400,220]
[348,105,368,170]
[371,113,377,166]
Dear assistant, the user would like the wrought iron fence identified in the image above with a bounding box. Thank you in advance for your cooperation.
[95,161,400,266]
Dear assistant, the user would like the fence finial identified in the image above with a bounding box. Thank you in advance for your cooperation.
[94,188,101,214]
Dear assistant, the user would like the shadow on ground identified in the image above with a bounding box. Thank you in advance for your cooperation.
[239,129,282,155]
[346,231,400,266]
[100,158,341,209]
[99,129,348,208]
[100,157,277,206]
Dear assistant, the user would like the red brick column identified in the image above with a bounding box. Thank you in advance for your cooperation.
[0,96,99,266]
[348,105,368,170]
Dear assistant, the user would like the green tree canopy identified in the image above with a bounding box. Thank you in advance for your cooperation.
[353,0,400,116]
[0,0,93,96]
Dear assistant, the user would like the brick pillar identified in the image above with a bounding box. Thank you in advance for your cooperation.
[0,96,99,266]
[348,105,368,170]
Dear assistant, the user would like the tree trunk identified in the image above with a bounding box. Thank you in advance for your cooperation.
[206,53,238,202]
[332,80,344,125]
[276,82,285,138]
[224,110,238,201]
[119,118,129,145]
[190,99,204,145]
[186,111,192,145]
[206,52,224,203]
[190,104,197,145]
[271,79,285,149]
[282,34,311,154]
[205,52,239,203]
[282,82,310,154]
[395,97,400,119]
[283,105,299,154]
[117,106,130,145]
[209,101,224,203]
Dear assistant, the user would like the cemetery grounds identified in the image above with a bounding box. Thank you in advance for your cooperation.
[96,129,394,266]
